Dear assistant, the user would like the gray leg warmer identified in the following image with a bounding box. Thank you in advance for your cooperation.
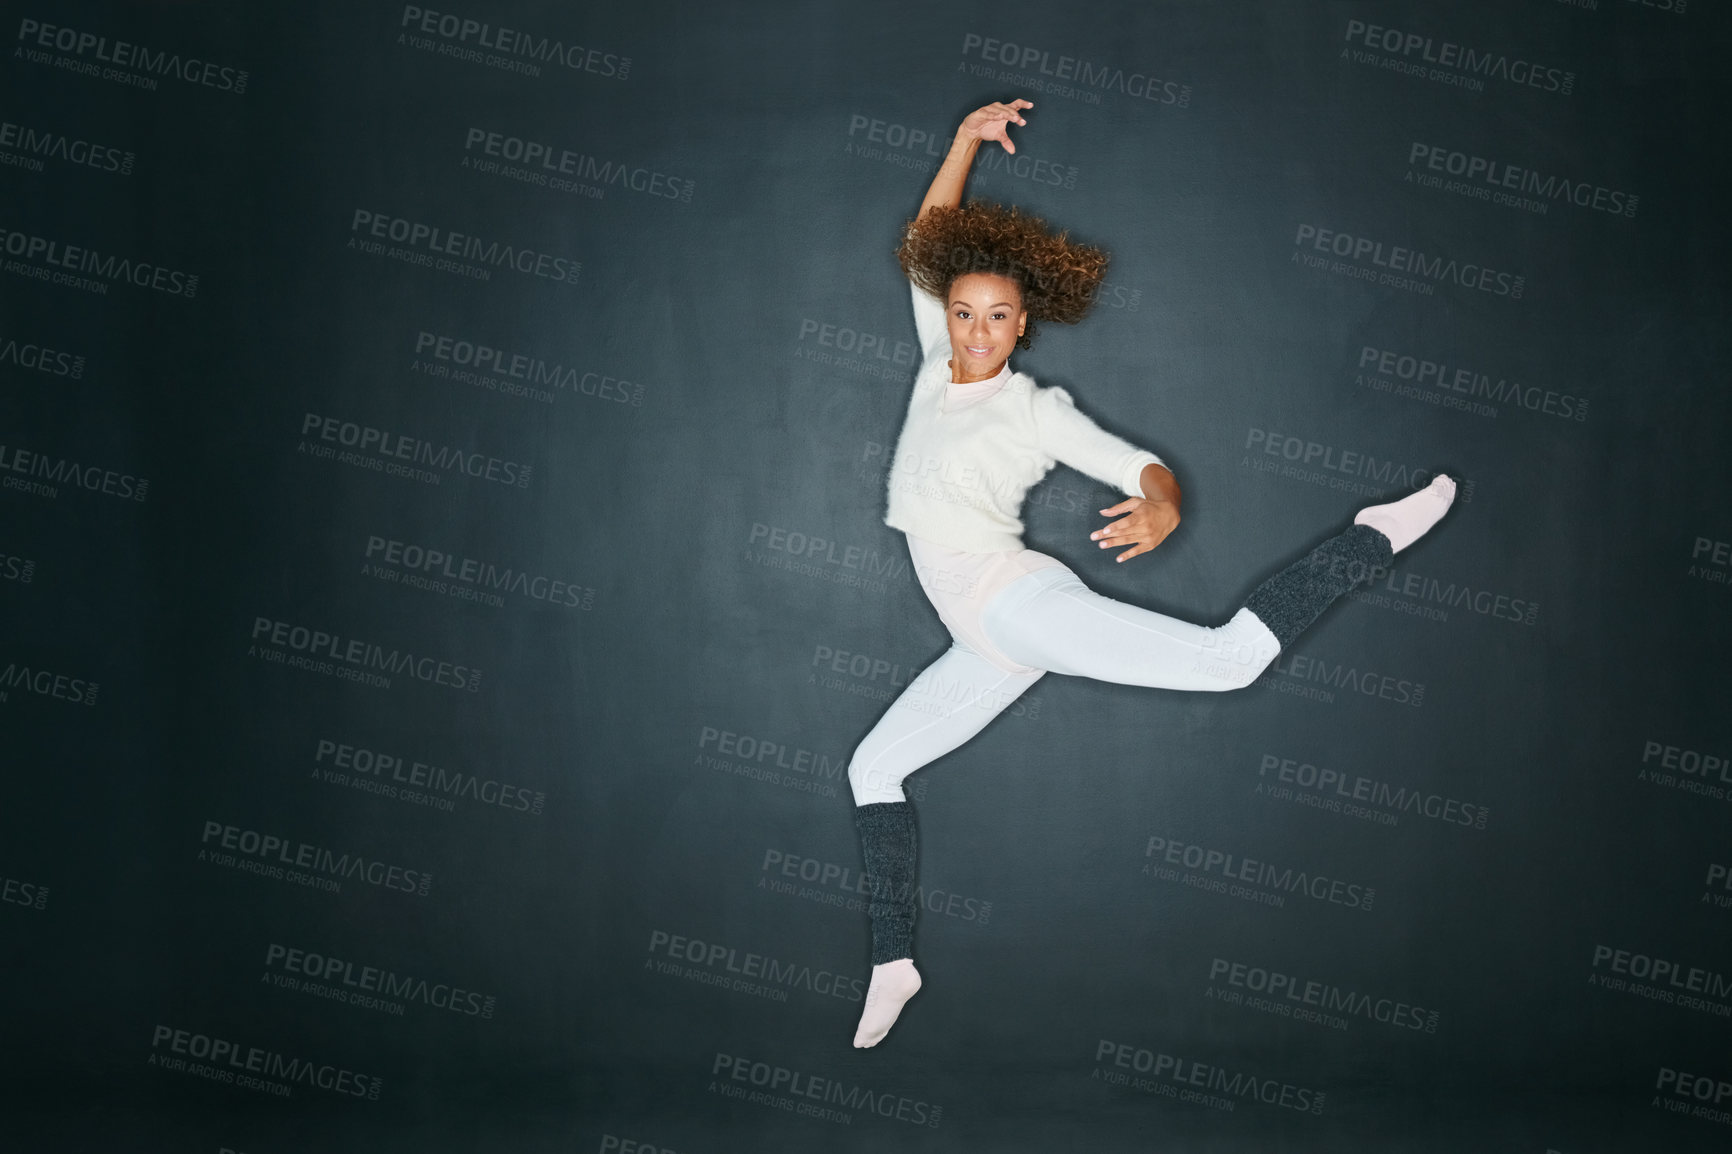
[1242,524,1394,648]
[853,801,917,965]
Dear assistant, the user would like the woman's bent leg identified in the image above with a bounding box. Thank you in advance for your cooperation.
[847,643,1042,1047]
[847,644,1045,806]
[851,803,922,1048]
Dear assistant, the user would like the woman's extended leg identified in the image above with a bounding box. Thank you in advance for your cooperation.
[982,570,1284,690]
[981,478,1456,687]
[847,643,1043,1048]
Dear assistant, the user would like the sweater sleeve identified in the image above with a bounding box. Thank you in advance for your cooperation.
[910,281,950,360]
[1031,385,1167,498]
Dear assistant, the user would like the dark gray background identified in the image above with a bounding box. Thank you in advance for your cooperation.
[3,1,1729,1150]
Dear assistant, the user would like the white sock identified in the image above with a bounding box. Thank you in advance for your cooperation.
[1354,474,1457,554]
[852,959,921,1048]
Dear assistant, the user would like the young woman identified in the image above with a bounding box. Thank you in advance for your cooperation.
[847,99,1456,1048]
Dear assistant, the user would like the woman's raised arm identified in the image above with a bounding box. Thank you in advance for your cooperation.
[917,99,1034,221]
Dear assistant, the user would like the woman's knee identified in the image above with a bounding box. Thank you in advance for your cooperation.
[848,753,909,806]
[1193,624,1279,690]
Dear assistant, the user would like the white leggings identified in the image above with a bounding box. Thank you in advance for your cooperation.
[847,565,1282,805]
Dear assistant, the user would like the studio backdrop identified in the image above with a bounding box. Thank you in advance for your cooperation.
[3,1,1729,1151]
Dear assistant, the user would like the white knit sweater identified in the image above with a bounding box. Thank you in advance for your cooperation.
[882,282,1165,553]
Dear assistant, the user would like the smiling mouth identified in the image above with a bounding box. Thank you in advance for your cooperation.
[965,345,992,356]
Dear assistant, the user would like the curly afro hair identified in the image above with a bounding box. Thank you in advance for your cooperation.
[896,200,1109,350]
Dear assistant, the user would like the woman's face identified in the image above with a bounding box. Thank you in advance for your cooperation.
[945,272,1026,383]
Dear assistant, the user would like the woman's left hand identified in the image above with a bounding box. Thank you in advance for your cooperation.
[1091,497,1180,563]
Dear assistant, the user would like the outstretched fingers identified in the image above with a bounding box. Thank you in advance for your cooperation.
[968,99,1034,153]
[1092,498,1178,562]
[1092,499,1141,539]
[1095,525,1154,562]
[1091,515,1134,543]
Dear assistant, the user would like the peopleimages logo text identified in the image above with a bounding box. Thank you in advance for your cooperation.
[1294,224,1523,297]
[149,1025,380,1098]
[348,210,580,284]
[16,18,250,93]
[1342,20,1573,94]
[201,821,433,896]
[250,617,481,692]
[398,6,629,78]
[0,226,196,295]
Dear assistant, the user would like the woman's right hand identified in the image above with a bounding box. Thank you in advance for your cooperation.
[958,99,1033,154]
[919,99,1034,219]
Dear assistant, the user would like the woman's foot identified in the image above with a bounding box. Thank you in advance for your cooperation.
[1354,474,1456,554]
[853,958,922,1048]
